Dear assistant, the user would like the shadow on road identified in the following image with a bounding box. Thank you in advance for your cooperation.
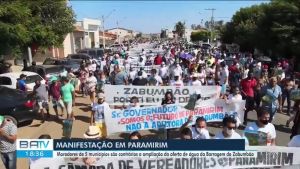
[76,102,89,107]
[79,107,91,113]
[75,115,90,123]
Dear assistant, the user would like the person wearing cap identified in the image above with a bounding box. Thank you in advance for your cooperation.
[33,79,49,123]
[90,93,110,138]
[0,116,17,169]
[17,74,28,92]
[189,73,201,86]
[48,76,65,119]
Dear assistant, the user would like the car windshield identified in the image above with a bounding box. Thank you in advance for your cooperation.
[25,75,43,84]
[43,59,59,65]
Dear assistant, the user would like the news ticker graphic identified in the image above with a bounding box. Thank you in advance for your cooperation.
[17,139,245,158]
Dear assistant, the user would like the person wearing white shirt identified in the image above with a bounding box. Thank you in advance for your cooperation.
[215,116,242,139]
[220,62,229,85]
[173,63,183,78]
[159,62,168,78]
[288,135,300,147]
[88,61,97,72]
[225,87,243,127]
[189,73,202,86]
[244,110,276,146]
[180,116,210,140]
[129,68,137,83]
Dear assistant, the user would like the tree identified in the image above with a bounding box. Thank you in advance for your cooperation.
[0,0,75,57]
[190,31,210,42]
[174,21,185,38]
[220,0,300,59]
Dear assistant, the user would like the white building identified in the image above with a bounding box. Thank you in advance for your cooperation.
[76,18,101,48]
[106,28,134,42]
[49,18,101,58]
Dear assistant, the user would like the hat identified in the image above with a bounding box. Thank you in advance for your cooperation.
[0,116,4,126]
[84,126,100,139]
[20,74,27,78]
[50,76,58,82]
[97,93,105,99]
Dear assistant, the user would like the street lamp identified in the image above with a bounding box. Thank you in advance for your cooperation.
[101,9,116,48]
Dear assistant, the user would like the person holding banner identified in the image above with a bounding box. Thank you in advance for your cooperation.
[90,93,110,138]
[215,116,242,139]
[180,116,210,140]
[244,109,276,146]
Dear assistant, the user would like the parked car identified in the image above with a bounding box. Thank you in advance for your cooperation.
[43,58,81,73]
[0,71,45,91]
[26,65,65,82]
[0,86,37,126]
[109,44,124,52]
[77,48,104,59]
[67,53,92,60]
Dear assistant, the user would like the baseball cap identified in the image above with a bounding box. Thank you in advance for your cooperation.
[97,93,105,99]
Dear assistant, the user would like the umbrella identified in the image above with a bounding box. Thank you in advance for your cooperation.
[180,53,193,60]
[256,56,272,62]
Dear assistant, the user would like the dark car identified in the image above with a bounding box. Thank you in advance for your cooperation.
[26,65,65,80]
[77,48,104,59]
[0,86,37,126]
[67,53,92,60]
[43,58,81,72]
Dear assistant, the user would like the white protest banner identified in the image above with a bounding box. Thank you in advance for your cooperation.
[30,146,300,169]
[105,99,245,135]
[104,85,220,106]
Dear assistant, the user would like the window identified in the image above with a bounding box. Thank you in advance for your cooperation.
[25,75,43,84]
[0,77,12,85]
[88,50,96,58]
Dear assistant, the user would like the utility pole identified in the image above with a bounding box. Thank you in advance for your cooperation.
[101,9,116,48]
[205,8,216,44]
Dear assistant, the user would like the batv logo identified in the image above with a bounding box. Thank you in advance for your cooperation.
[20,141,49,149]
[17,139,53,150]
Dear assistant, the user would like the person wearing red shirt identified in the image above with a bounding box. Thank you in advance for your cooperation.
[240,71,257,125]
[154,54,163,65]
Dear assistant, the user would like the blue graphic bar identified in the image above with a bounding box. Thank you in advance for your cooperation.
[54,139,245,151]
[17,150,53,158]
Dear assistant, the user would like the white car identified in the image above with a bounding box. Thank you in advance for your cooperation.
[0,71,46,91]
[109,44,124,52]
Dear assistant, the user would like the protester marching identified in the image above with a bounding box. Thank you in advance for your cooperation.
[2,41,300,169]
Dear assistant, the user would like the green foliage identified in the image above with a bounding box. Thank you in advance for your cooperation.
[190,31,210,42]
[0,0,75,56]
[174,21,185,38]
[220,0,300,58]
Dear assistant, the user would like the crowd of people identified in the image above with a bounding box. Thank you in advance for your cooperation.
[1,41,300,169]
[16,42,300,141]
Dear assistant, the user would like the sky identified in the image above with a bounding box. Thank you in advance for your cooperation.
[69,1,269,33]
